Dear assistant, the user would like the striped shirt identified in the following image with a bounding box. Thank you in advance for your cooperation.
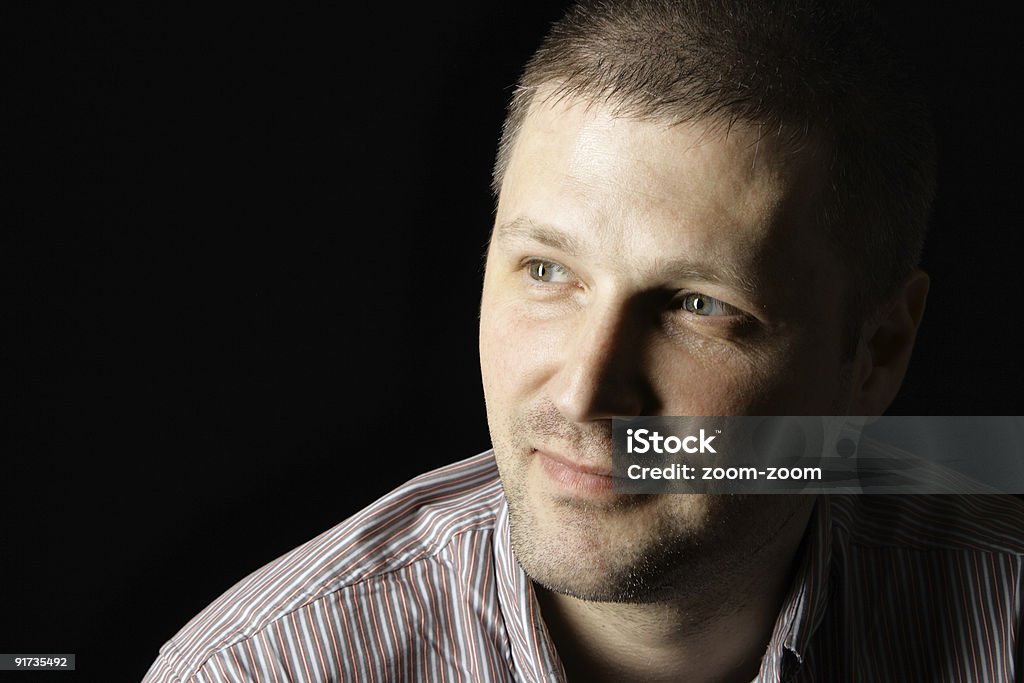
[143,451,1024,682]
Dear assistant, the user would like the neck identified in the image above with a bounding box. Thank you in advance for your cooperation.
[536,501,815,683]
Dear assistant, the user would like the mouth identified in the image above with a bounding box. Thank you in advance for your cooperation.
[533,448,616,495]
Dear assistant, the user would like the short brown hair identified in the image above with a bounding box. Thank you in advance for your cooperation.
[492,0,936,339]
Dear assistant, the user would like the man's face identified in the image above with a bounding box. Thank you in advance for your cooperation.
[479,93,854,602]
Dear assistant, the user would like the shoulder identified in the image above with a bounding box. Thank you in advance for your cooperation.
[144,451,504,683]
[828,494,1024,556]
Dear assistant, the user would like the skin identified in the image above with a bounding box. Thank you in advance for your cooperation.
[478,90,928,682]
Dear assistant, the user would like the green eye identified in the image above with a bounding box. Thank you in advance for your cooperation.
[681,292,731,316]
[527,259,571,283]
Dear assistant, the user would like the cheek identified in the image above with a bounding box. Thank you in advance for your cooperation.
[772,347,849,412]
[480,294,570,401]
[649,337,781,415]
[480,296,537,395]
[736,340,847,414]
[649,333,840,415]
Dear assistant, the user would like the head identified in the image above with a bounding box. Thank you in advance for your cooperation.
[479,0,934,602]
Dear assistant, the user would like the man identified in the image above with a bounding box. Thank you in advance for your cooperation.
[144,1,1023,681]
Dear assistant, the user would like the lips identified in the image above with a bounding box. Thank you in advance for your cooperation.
[533,448,616,494]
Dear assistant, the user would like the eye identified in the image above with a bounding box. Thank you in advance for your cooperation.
[678,292,735,317]
[526,259,573,283]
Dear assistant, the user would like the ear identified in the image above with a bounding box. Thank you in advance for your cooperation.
[848,270,930,416]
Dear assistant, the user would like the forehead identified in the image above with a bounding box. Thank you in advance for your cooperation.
[495,92,833,300]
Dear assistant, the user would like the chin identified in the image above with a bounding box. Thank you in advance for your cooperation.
[506,489,713,603]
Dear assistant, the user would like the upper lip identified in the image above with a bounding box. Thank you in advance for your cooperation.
[534,447,614,477]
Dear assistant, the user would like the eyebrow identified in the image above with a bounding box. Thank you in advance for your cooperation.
[492,217,586,256]
[492,217,760,298]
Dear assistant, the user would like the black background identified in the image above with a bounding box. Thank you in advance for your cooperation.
[3,2,1022,680]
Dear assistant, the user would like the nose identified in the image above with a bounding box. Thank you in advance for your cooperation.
[548,298,654,422]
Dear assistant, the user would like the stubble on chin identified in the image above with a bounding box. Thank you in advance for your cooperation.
[502,474,720,603]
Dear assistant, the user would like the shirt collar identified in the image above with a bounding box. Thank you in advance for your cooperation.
[493,497,567,682]
[759,497,834,680]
